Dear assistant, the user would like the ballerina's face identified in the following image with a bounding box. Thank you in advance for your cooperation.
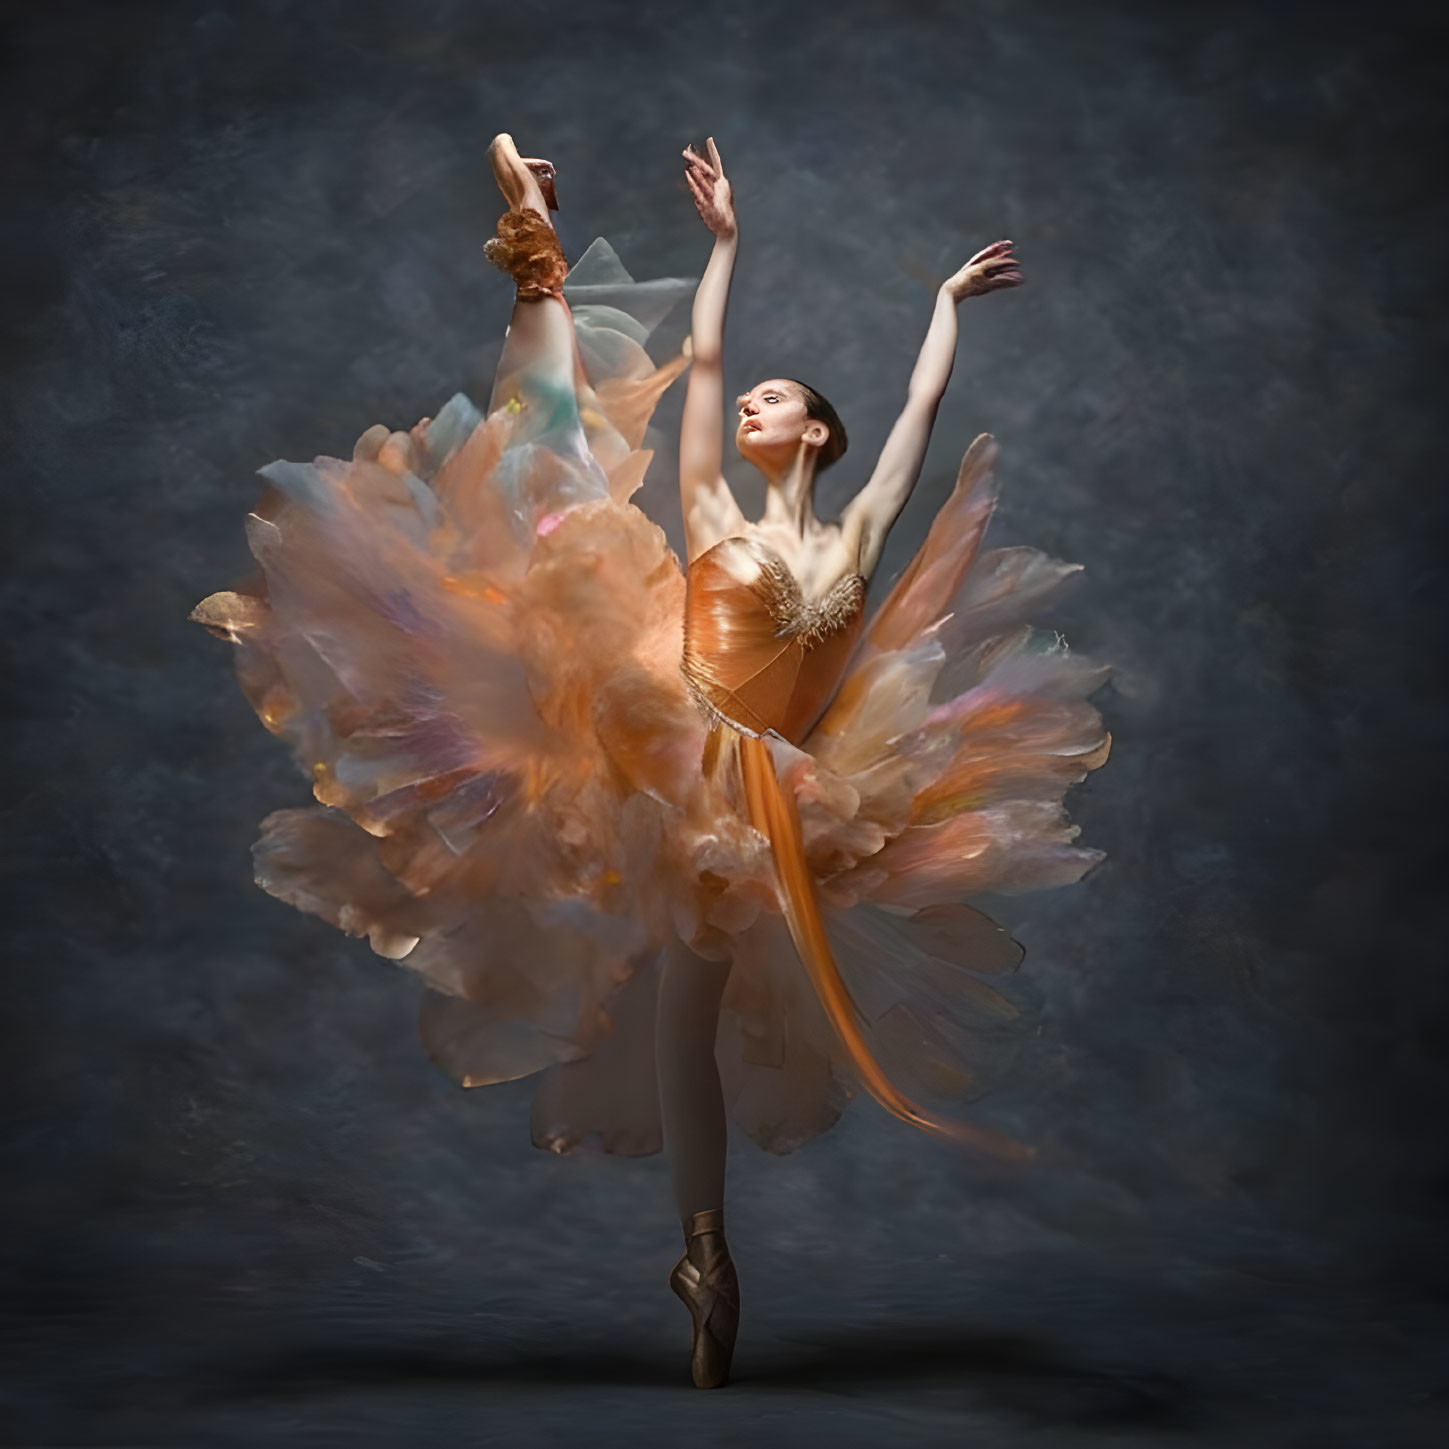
[735,380,830,466]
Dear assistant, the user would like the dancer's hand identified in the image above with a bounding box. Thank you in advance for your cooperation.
[683,138,736,240]
[942,240,1024,302]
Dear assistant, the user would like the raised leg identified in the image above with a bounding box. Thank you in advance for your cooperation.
[485,133,579,417]
[487,132,554,222]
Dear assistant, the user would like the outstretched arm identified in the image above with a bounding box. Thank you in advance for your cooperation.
[679,139,747,560]
[841,240,1023,577]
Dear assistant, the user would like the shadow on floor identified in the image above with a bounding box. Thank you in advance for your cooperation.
[748,1328,1191,1428]
[200,1326,1193,1429]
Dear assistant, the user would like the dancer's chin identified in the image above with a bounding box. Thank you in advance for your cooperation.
[735,429,781,462]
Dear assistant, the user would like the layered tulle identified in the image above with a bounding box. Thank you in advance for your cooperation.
[195,240,1109,1157]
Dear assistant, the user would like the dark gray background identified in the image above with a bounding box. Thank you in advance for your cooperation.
[3,1,1446,1444]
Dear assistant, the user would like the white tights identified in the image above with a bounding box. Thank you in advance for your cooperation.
[655,939,732,1221]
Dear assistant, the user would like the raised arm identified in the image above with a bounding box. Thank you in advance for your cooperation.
[840,240,1023,577]
[679,139,747,560]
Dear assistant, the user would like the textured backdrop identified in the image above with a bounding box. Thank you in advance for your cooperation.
[3,1,1446,1444]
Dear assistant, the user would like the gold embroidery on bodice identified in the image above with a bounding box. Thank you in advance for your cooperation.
[681,536,866,744]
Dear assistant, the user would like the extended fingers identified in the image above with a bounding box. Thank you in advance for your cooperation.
[967,238,1014,265]
[706,135,724,173]
[949,245,1026,298]
[976,242,1024,289]
[981,263,1025,288]
[683,145,717,181]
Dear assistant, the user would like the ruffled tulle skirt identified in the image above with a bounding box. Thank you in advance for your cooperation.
[194,238,1110,1156]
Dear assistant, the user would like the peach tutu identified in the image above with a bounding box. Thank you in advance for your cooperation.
[194,238,1110,1157]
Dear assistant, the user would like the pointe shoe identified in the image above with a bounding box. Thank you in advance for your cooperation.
[521,158,559,213]
[669,1207,740,1389]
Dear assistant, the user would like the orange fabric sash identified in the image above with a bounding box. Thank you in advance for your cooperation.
[736,731,1033,1162]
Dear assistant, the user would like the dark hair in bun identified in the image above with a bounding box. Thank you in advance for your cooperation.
[786,380,848,471]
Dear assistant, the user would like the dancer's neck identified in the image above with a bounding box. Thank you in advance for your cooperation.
[757,447,820,539]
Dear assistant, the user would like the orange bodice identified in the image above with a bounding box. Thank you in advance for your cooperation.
[681,536,866,745]
[682,533,1032,1161]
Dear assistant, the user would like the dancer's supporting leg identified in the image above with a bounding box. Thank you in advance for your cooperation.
[656,937,731,1218]
[656,937,739,1388]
